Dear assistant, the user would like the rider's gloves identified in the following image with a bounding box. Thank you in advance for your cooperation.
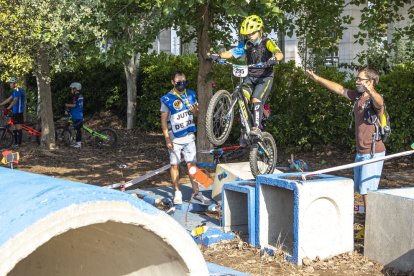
[209,53,221,62]
[3,108,9,115]
[266,57,278,66]
[232,47,244,56]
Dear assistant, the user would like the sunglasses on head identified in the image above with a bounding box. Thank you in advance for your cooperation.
[175,80,187,86]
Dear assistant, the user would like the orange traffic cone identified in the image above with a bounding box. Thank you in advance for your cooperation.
[188,165,213,189]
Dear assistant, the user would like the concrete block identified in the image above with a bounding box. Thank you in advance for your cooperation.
[222,181,257,246]
[212,162,254,204]
[212,162,282,203]
[256,173,354,265]
[0,168,208,276]
[365,188,414,272]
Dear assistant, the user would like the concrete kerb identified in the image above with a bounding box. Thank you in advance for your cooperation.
[365,188,414,272]
[0,168,208,276]
[256,172,354,265]
[222,181,257,246]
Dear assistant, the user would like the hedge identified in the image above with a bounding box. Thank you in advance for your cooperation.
[20,54,413,152]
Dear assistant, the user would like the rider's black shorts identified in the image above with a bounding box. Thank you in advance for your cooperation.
[242,76,274,102]
[12,113,24,124]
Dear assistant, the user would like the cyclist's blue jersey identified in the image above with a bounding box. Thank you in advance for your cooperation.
[160,89,197,138]
[12,87,25,114]
[69,93,83,120]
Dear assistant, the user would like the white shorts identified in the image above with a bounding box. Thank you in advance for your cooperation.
[169,141,197,165]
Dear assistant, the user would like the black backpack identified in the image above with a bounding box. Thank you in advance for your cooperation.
[350,97,391,143]
[363,98,391,143]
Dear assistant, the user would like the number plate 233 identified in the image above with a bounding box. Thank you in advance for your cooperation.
[232,65,248,78]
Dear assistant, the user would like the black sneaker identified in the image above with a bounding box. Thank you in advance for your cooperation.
[190,192,211,206]
[11,144,19,149]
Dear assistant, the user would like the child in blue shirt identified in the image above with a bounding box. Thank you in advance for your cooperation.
[65,82,84,148]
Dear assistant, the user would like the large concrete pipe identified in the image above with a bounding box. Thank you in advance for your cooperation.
[0,168,208,275]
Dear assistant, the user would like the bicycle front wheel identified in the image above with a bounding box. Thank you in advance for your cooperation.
[249,131,277,177]
[0,128,13,149]
[95,128,118,148]
[205,90,234,146]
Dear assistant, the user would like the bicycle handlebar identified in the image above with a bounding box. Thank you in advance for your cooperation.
[213,58,274,69]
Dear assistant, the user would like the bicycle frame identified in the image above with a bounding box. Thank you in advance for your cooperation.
[7,117,41,137]
[67,117,110,140]
[222,62,272,157]
[82,124,109,140]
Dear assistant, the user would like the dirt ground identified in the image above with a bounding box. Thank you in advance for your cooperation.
[7,112,414,276]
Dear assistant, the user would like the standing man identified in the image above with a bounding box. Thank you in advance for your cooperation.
[306,67,386,238]
[160,71,209,205]
[0,77,25,148]
[65,82,84,148]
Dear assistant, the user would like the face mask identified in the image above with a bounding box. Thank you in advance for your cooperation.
[356,84,366,94]
[174,81,187,92]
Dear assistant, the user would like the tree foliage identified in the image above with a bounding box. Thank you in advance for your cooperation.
[351,0,414,72]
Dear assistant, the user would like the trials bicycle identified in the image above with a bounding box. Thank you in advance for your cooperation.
[206,59,277,177]
[0,111,41,148]
[55,115,118,148]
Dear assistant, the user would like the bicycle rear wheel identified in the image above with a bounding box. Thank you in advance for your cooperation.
[55,127,72,146]
[249,131,277,177]
[95,128,118,148]
[205,90,234,146]
[0,128,13,149]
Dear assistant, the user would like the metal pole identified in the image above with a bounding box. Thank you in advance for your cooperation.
[302,150,414,180]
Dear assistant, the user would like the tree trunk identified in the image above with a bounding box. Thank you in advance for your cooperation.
[124,53,140,129]
[196,4,213,163]
[35,44,56,150]
[0,82,4,102]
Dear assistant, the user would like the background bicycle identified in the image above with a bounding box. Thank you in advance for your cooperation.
[0,111,41,149]
[55,115,118,148]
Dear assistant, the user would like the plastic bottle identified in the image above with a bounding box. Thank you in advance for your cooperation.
[188,165,213,189]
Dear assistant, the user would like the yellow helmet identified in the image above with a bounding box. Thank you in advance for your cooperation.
[240,15,263,35]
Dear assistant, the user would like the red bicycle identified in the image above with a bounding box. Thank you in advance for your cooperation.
[0,112,41,148]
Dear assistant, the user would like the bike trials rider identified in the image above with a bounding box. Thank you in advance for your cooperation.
[65,82,84,148]
[160,71,210,205]
[0,77,25,148]
[210,15,283,137]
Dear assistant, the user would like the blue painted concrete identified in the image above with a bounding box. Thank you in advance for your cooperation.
[255,172,349,264]
[0,167,159,247]
[129,185,234,246]
[222,181,257,246]
[194,228,235,246]
[0,168,248,276]
[207,262,250,276]
[127,187,219,212]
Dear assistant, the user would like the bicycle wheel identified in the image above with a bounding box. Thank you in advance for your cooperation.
[249,131,277,177]
[205,90,234,146]
[0,128,13,149]
[55,127,72,146]
[95,128,118,148]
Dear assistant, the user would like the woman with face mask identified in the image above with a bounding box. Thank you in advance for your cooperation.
[306,67,386,240]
